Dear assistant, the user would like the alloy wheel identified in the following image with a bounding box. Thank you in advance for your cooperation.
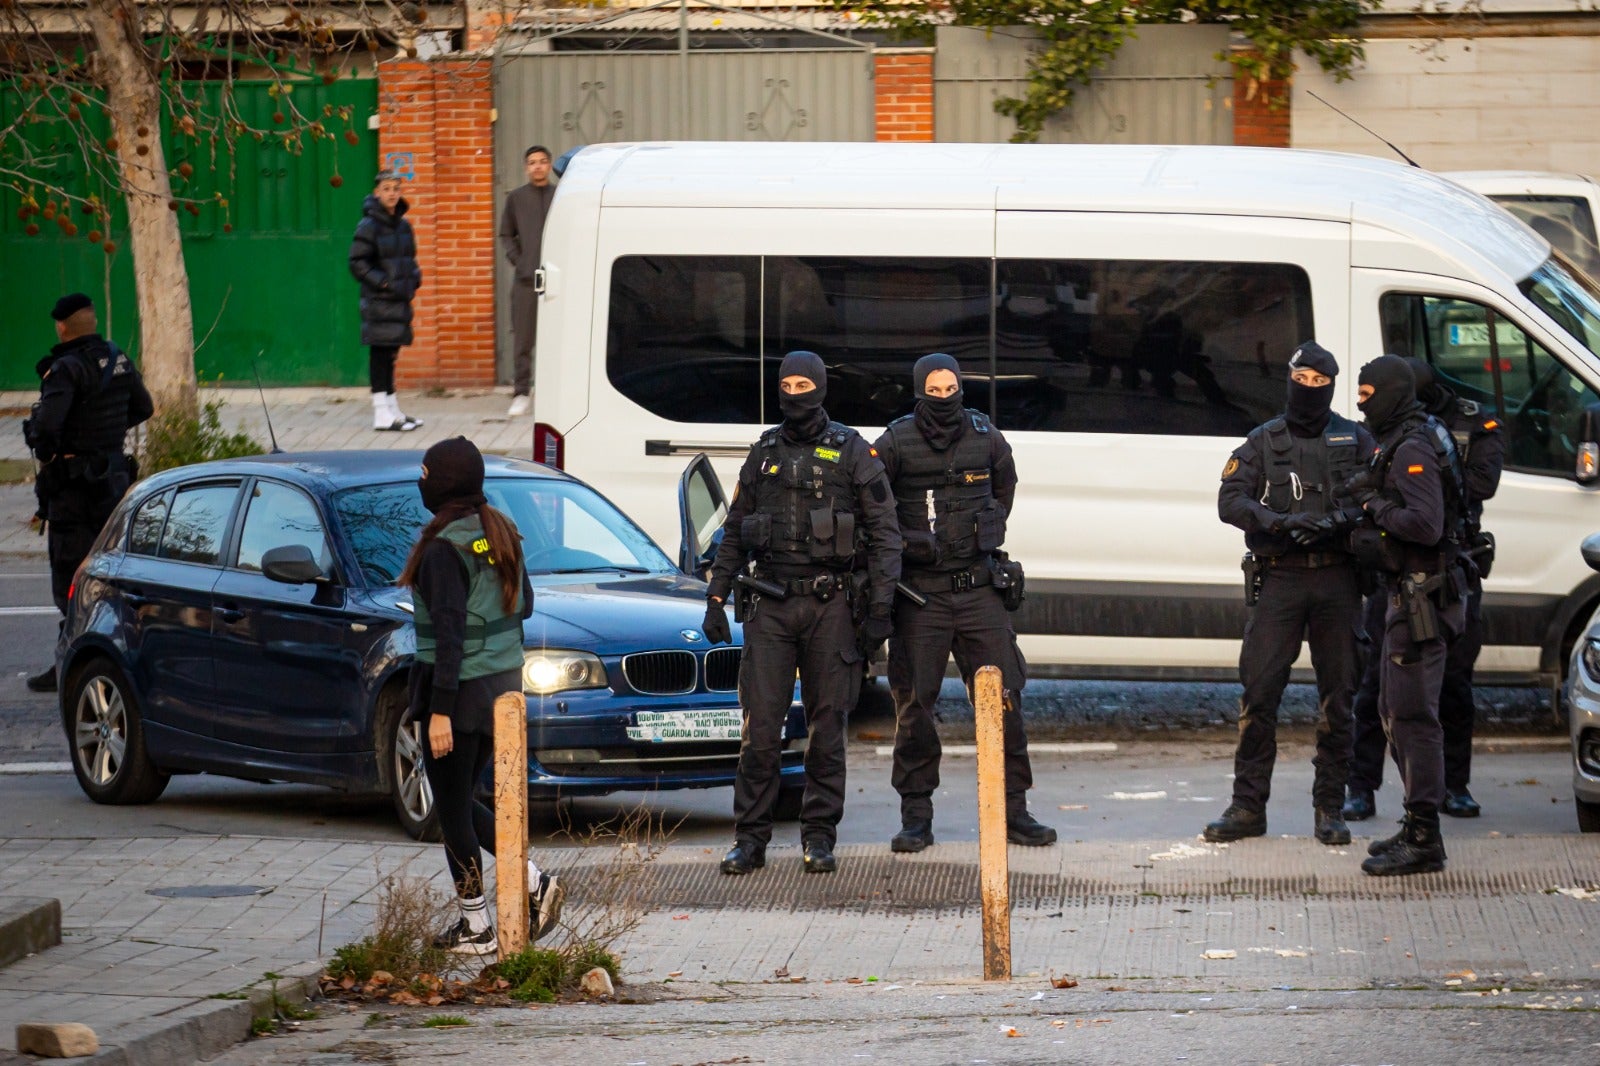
[74,675,128,787]
[394,714,434,824]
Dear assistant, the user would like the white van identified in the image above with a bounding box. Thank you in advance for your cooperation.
[534,142,1600,695]
[1446,171,1600,279]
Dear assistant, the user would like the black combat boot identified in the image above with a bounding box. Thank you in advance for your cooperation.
[1443,788,1481,818]
[1314,808,1351,846]
[1367,817,1407,856]
[891,819,935,853]
[1203,803,1266,843]
[1361,806,1446,876]
[1005,810,1058,847]
[25,666,57,693]
[719,840,766,876]
[802,838,837,874]
[1342,788,1376,822]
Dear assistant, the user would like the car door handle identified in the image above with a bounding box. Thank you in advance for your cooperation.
[216,606,245,623]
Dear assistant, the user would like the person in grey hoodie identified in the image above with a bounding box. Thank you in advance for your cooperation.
[499,145,556,417]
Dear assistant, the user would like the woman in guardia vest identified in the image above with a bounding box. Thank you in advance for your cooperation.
[399,437,557,954]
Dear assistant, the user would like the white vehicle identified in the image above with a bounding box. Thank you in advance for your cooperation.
[533,142,1600,694]
[1446,171,1600,278]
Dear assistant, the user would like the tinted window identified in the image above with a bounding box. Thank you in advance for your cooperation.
[157,483,239,565]
[235,481,333,573]
[333,478,675,587]
[993,260,1313,436]
[607,255,762,423]
[1380,292,1600,476]
[128,491,171,557]
[1493,195,1600,277]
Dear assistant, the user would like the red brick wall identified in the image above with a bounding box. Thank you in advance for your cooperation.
[875,49,934,142]
[377,59,497,389]
[1231,54,1291,148]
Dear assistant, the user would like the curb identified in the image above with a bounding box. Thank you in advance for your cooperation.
[0,898,60,970]
[73,960,324,1066]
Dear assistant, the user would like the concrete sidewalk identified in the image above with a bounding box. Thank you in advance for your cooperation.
[1,830,1598,1063]
[0,386,533,559]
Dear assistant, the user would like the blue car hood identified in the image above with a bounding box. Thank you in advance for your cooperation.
[522,572,730,652]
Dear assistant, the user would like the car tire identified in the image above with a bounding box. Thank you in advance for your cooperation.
[66,659,169,805]
[384,700,442,842]
[1578,797,1600,834]
[773,781,805,822]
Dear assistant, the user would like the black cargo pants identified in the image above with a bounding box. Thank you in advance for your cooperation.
[46,480,118,613]
[1378,582,1466,813]
[1350,571,1482,795]
[733,589,860,849]
[1233,561,1362,813]
[888,582,1032,823]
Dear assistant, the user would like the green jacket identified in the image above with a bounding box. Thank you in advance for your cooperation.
[414,517,525,680]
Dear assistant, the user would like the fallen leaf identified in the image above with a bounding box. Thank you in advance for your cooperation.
[340,974,356,991]
[1002,1026,1021,1038]
[846,977,864,985]
[668,971,684,978]
[1051,1020,1067,1028]
[495,978,511,990]
[1202,950,1236,960]
[370,971,393,985]
[426,995,444,1006]
[1057,804,1088,810]
[1050,976,1078,989]
[1446,970,1477,981]
[673,914,691,921]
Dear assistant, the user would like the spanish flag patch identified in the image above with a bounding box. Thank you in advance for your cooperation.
[1484,419,1499,431]
[1407,464,1425,474]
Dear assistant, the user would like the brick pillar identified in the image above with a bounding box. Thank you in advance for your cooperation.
[378,59,497,389]
[1231,53,1291,148]
[875,49,935,142]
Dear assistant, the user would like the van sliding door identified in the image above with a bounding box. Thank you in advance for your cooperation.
[992,212,1351,676]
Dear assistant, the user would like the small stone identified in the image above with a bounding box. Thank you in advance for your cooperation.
[17,1022,99,1057]
[579,967,614,997]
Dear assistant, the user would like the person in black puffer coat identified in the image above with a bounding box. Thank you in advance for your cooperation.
[349,171,425,432]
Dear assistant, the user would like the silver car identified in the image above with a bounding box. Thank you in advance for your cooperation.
[1564,533,1600,832]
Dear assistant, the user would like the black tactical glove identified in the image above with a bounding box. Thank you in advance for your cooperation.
[1289,514,1339,547]
[702,599,732,645]
[1280,513,1322,541]
[1338,468,1381,507]
[857,612,893,659]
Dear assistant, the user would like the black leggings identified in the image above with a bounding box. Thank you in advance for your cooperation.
[369,345,398,393]
[421,730,498,898]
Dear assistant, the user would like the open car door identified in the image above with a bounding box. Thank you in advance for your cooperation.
[678,453,728,580]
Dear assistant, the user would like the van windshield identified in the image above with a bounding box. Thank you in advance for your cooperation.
[1519,256,1600,359]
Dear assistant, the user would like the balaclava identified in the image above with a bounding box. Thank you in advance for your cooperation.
[1357,354,1422,438]
[1284,340,1339,437]
[1402,355,1457,419]
[777,350,829,442]
[419,436,487,514]
[912,353,966,451]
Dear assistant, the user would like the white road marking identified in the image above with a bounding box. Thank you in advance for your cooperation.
[872,741,1117,757]
[0,607,58,617]
[0,762,72,775]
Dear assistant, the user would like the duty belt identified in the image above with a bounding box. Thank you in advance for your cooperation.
[905,563,994,594]
[1263,551,1349,571]
[756,570,849,599]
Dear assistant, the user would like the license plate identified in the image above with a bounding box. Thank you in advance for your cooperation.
[627,709,745,743]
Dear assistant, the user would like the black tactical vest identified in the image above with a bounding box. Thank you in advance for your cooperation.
[60,341,138,456]
[1444,397,1490,522]
[1378,414,1468,562]
[886,410,1003,571]
[1245,413,1365,556]
[745,422,862,573]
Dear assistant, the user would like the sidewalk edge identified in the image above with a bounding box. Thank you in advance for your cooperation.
[0,897,59,970]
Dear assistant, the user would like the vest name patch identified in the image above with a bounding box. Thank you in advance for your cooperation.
[1326,434,1355,445]
[814,447,841,463]
[962,470,991,484]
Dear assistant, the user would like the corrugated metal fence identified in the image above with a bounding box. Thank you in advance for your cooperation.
[934,24,1234,145]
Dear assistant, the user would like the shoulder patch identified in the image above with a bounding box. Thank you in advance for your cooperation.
[1406,463,1425,475]
[1222,456,1240,479]
[868,446,878,458]
[1483,419,1499,431]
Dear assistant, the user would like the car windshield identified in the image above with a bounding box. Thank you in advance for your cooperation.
[1519,255,1600,359]
[333,476,675,587]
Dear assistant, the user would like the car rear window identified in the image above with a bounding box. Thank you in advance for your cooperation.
[157,483,239,565]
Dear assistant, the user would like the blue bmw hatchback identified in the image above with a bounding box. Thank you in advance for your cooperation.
[57,451,806,839]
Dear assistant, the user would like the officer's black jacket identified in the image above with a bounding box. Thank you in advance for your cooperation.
[1217,414,1376,556]
[707,418,902,617]
[31,334,154,463]
[872,412,1019,518]
[1431,395,1504,518]
[1366,420,1448,550]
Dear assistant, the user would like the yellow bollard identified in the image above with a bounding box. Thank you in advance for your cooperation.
[493,690,529,957]
[974,664,1010,981]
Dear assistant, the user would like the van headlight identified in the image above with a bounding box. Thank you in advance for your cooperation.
[522,650,607,695]
[1583,640,1600,685]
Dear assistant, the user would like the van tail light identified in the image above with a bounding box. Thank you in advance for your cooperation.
[533,422,565,469]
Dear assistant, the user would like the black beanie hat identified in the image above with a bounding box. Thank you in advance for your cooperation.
[419,436,486,513]
[913,353,963,398]
[1357,354,1420,434]
[1287,340,1339,380]
[51,292,93,322]
[778,350,826,391]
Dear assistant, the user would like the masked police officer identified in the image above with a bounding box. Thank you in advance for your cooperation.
[874,354,1055,852]
[24,293,153,692]
[1207,342,1375,846]
[1345,357,1503,823]
[1348,355,1469,876]
[703,351,902,876]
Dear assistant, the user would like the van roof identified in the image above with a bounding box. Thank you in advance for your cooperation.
[563,141,1547,283]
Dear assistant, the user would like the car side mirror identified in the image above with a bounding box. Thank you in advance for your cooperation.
[1583,533,1600,574]
[678,452,728,579]
[261,544,326,585]
[1577,404,1600,484]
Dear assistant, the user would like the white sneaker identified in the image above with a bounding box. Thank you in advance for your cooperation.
[431,916,497,956]
[508,394,531,417]
[529,873,565,942]
[388,393,424,428]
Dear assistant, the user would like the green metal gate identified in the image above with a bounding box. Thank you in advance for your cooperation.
[0,79,378,390]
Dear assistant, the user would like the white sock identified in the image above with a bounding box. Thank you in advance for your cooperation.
[460,894,491,933]
[371,392,390,428]
[526,857,542,885]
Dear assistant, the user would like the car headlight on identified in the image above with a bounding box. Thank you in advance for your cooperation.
[522,649,608,695]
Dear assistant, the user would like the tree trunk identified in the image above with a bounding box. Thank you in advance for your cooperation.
[85,0,197,419]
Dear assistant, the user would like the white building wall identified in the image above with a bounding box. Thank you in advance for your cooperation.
[1291,32,1600,174]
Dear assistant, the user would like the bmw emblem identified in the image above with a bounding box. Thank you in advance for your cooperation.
[681,629,703,643]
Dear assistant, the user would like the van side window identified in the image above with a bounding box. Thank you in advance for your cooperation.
[1379,292,1600,477]
[607,255,762,424]
[992,260,1313,437]
[1492,195,1600,277]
